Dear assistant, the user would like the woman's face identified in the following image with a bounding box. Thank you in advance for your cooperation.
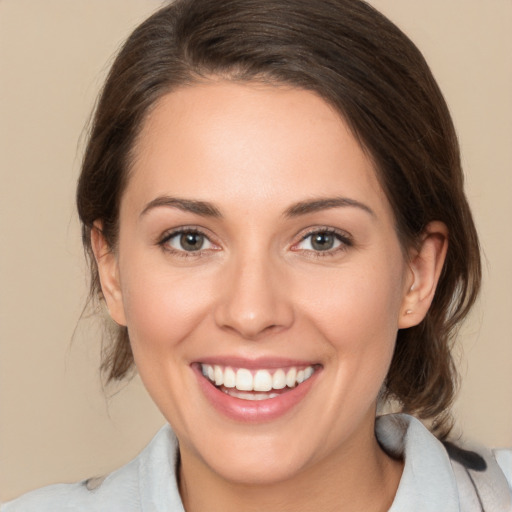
[102,81,416,484]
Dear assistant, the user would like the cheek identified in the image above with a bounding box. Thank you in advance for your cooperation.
[118,255,216,353]
[297,255,406,363]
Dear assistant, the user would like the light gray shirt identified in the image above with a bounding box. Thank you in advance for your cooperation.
[2,414,511,511]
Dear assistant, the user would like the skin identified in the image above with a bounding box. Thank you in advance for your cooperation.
[93,81,448,512]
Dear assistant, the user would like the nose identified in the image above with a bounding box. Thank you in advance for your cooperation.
[214,252,295,340]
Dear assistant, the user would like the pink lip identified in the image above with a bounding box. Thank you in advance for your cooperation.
[196,355,317,370]
[192,362,321,423]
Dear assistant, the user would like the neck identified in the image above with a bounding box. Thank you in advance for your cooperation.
[179,422,403,512]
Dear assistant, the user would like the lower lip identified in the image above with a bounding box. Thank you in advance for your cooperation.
[193,365,320,423]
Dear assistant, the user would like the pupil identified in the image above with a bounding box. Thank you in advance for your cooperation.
[180,232,203,251]
[312,232,334,251]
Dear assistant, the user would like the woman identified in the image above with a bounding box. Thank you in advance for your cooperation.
[2,0,511,510]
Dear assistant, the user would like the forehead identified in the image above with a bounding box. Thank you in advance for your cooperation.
[125,81,392,221]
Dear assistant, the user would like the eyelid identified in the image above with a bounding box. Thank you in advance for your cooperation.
[157,226,221,256]
[290,226,353,254]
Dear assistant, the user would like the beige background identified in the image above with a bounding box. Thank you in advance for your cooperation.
[0,0,511,502]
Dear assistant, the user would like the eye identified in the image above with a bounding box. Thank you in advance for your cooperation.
[293,229,352,254]
[161,229,215,253]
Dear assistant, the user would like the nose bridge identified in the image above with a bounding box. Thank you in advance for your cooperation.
[214,244,294,339]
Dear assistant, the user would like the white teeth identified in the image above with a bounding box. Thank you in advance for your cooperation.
[253,370,273,392]
[224,367,236,388]
[272,369,286,390]
[305,366,314,379]
[200,363,316,393]
[285,367,297,388]
[236,368,253,391]
[222,388,280,401]
[214,365,223,386]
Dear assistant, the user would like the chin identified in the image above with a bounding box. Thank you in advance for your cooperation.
[203,444,311,486]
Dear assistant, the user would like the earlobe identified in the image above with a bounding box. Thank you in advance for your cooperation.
[398,221,448,329]
[91,222,127,326]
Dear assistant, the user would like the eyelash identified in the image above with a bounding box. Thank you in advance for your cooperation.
[157,227,218,258]
[157,226,353,259]
[291,227,353,258]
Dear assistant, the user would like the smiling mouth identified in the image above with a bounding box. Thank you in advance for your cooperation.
[200,364,318,401]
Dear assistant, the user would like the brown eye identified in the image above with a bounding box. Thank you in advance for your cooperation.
[299,231,342,252]
[294,229,352,255]
[164,230,214,252]
[180,232,205,251]
[310,232,336,251]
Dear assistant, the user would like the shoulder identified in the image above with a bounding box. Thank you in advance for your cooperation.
[0,459,140,512]
[443,439,512,511]
[494,448,512,491]
[377,414,512,511]
[0,425,180,512]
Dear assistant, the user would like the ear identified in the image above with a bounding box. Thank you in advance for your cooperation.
[398,221,448,329]
[91,222,127,326]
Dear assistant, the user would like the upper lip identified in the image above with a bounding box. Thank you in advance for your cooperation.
[194,356,320,370]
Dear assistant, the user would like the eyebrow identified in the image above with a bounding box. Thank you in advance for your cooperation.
[140,196,222,218]
[139,195,374,220]
[284,197,375,218]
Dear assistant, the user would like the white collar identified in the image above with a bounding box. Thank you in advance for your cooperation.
[139,414,460,511]
[377,414,460,511]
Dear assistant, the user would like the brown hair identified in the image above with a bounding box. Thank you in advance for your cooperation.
[77,0,481,437]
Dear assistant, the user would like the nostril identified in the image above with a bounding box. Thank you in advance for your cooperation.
[213,263,295,338]
[216,312,291,341]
